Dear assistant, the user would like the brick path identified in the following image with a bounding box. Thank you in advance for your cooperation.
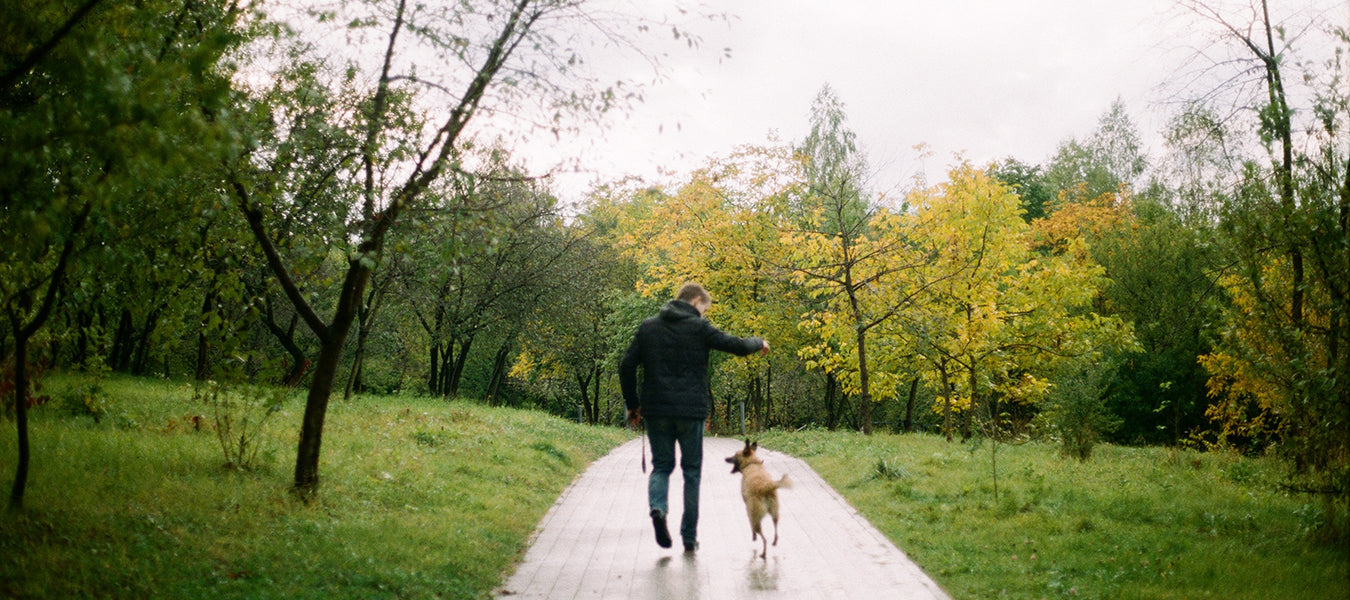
[496,436,952,599]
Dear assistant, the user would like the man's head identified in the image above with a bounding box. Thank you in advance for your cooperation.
[676,282,712,315]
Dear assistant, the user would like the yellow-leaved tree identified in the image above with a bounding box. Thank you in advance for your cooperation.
[612,144,804,430]
[902,165,1135,448]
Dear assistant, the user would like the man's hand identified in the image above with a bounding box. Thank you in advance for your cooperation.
[760,339,771,355]
[627,407,642,428]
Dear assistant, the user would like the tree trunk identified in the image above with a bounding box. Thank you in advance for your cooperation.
[293,261,369,496]
[962,363,977,441]
[485,340,511,406]
[574,370,594,423]
[857,327,873,435]
[8,202,85,510]
[766,364,773,428]
[344,338,366,400]
[592,367,602,424]
[904,377,918,433]
[293,331,346,496]
[76,309,92,368]
[261,312,310,387]
[109,308,133,372]
[8,316,32,512]
[344,314,372,400]
[447,336,473,398]
[345,280,385,400]
[131,306,162,376]
[428,341,440,394]
[939,359,954,442]
[195,290,213,380]
[440,344,454,396]
[824,372,839,430]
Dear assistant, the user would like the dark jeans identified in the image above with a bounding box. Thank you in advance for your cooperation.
[646,416,704,545]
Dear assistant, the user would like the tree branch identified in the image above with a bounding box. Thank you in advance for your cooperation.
[228,173,330,339]
[0,0,103,93]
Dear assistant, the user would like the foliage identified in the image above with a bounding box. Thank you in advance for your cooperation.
[1040,99,1147,205]
[904,164,1136,442]
[1092,198,1222,445]
[610,144,800,427]
[1186,8,1350,535]
[1038,364,1120,461]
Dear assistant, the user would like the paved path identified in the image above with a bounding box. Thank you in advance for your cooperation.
[496,437,952,600]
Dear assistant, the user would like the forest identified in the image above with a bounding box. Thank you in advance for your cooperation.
[1,0,1346,537]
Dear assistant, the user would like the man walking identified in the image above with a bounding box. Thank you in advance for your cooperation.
[620,282,769,552]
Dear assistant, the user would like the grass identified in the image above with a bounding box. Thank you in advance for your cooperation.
[1,373,629,599]
[4,375,1346,599]
[758,429,1350,600]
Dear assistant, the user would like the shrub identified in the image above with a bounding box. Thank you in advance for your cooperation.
[194,380,285,470]
[1040,364,1120,461]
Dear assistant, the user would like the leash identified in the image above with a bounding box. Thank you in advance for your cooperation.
[641,421,647,473]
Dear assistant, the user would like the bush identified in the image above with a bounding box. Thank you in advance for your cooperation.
[1039,364,1120,461]
[193,380,284,470]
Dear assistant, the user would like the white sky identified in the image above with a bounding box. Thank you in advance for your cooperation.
[501,0,1342,204]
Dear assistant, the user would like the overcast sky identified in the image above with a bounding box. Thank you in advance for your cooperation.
[513,0,1335,203]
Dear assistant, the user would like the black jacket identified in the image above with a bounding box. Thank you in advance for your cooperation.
[620,300,765,420]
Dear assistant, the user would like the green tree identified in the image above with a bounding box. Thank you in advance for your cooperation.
[1093,198,1222,445]
[1182,1,1349,538]
[1,0,246,510]
[1041,99,1148,206]
[786,84,903,435]
[227,0,684,496]
[988,157,1052,222]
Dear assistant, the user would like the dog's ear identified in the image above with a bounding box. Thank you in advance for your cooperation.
[743,439,752,451]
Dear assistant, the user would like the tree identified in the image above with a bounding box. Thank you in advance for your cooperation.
[612,145,799,430]
[1181,0,1349,539]
[227,0,683,496]
[902,165,1135,450]
[1,0,246,510]
[1041,99,1148,206]
[785,85,907,435]
[988,158,1052,222]
[1093,198,1222,445]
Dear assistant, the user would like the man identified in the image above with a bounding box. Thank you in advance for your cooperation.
[620,282,769,552]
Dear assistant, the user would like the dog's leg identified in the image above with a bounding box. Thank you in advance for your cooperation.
[746,504,760,542]
[768,494,780,546]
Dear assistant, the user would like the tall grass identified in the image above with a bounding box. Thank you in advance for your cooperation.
[759,429,1350,600]
[1,374,628,599]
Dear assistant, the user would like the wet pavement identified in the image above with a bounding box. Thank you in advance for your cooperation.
[496,436,952,599]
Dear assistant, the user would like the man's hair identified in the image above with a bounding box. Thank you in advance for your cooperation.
[676,282,711,304]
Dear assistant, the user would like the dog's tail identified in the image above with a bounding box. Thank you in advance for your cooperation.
[776,474,792,490]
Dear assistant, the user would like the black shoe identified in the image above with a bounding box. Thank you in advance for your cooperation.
[683,540,698,553]
[650,510,672,548]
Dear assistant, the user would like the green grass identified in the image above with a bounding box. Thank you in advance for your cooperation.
[1,374,629,599]
[758,429,1350,600]
[5,375,1346,599]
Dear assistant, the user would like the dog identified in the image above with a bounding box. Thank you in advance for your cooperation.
[726,440,791,558]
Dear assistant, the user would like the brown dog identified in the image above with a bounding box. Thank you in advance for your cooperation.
[726,440,791,558]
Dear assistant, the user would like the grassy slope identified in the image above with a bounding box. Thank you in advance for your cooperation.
[758,429,1349,600]
[0,374,629,599]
